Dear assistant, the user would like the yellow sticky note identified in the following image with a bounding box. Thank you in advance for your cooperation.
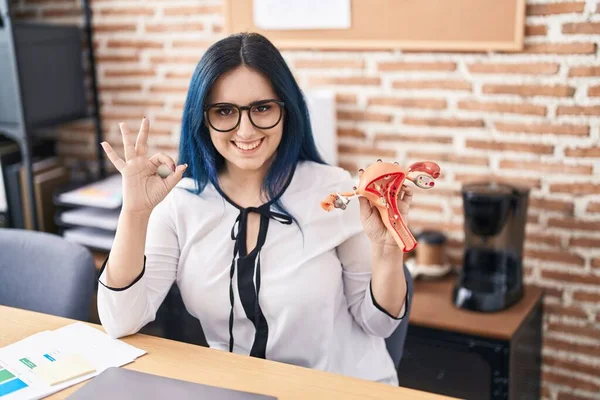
[33,354,96,386]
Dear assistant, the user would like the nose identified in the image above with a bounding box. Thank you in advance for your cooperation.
[236,111,255,139]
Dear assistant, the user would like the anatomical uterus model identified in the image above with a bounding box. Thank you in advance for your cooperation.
[321,159,441,252]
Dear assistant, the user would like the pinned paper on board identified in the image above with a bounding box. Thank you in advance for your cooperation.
[253,0,351,30]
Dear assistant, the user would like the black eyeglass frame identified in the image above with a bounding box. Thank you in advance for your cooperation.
[203,99,286,133]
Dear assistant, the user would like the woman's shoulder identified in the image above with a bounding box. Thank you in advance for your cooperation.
[292,161,355,192]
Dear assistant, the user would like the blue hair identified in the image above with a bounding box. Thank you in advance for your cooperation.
[179,32,326,219]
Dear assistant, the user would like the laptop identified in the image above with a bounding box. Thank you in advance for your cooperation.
[67,367,277,400]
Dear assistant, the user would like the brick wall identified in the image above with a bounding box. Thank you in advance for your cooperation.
[9,0,600,398]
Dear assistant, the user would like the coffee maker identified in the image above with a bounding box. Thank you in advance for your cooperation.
[453,182,530,312]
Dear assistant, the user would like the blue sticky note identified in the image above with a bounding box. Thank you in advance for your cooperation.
[0,378,28,396]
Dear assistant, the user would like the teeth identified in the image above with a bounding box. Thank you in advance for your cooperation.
[234,139,262,150]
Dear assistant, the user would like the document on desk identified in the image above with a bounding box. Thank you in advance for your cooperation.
[0,323,145,400]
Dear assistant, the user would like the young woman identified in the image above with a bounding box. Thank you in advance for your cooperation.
[97,32,411,386]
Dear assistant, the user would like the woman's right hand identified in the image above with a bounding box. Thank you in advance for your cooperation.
[101,117,187,215]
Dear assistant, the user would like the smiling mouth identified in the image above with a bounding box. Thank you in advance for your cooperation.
[232,138,264,151]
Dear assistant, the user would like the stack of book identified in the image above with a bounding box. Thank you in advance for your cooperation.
[53,174,122,252]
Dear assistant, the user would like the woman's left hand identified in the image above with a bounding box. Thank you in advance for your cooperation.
[358,184,413,249]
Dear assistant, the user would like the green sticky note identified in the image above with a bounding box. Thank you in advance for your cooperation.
[0,368,15,384]
[19,358,36,369]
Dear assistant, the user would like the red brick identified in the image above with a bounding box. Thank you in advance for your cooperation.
[495,122,589,137]
[569,237,600,248]
[548,217,600,231]
[526,24,548,36]
[527,232,563,247]
[338,144,396,158]
[406,151,488,166]
[565,147,600,158]
[456,173,541,189]
[295,60,364,69]
[527,2,585,15]
[466,140,554,155]
[563,22,600,34]
[572,291,600,303]
[544,355,600,378]
[408,220,463,234]
[557,106,600,116]
[542,302,590,319]
[587,202,600,213]
[170,40,214,49]
[458,100,546,116]
[98,7,154,16]
[309,76,380,86]
[148,84,188,94]
[42,8,82,17]
[374,133,453,145]
[336,94,358,104]
[550,183,600,195]
[542,372,600,393]
[337,128,366,139]
[13,10,38,19]
[499,160,592,176]
[377,61,456,72]
[528,197,575,214]
[392,80,471,91]
[544,338,600,359]
[162,5,222,15]
[558,393,600,400]
[569,66,600,77]
[368,97,446,110]
[104,69,156,78]
[99,84,142,93]
[404,117,483,128]
[525,249,584,266]
[93,23,137,33]
[149,55,200,64]
[338,161,358,174]
[106,39,164,49]
[111,99,165,108]
[337,111,393,123]
[468,62,559,75]
[523,43,596,55]
[593,258,600,269]
[145,23,204,33]
[164,71,193,80]
[482,84,575,97]
[588,86,600,96]
[96,54,139,63]
[412,203,445,214]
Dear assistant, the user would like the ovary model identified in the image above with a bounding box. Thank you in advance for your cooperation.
[321,159,441,252]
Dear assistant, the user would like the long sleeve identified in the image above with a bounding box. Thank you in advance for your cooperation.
[333,169,409,339]
[336,230,409,338]
[97,194,180,339]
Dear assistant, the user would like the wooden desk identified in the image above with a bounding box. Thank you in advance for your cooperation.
[0,306,454,400]
[398,274,544,399]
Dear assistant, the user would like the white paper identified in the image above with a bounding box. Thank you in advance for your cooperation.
[57,174,122,209]
[59,207,120,231]
[253,0,351,30]
[0,323,145,400]
[63,227,115,251]
[305,90,338,166]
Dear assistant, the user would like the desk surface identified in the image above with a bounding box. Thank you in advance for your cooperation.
[0,306,454,400]
[409,274,544,340]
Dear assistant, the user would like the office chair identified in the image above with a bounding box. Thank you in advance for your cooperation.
[384,263,414,370]
[0,228,96,321]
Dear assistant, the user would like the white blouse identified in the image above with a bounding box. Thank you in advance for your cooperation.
[97,160,408,386]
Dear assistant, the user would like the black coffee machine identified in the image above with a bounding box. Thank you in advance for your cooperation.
[453,182,530,312]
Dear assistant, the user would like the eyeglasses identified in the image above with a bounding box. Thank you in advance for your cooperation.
[203,99,285,132]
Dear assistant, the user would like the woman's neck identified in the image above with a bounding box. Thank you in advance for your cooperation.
[219,163,269,207]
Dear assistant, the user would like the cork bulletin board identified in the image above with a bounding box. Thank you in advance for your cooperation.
[224,0,526,52]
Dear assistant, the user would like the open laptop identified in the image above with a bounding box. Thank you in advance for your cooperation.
[67,367,277,400]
